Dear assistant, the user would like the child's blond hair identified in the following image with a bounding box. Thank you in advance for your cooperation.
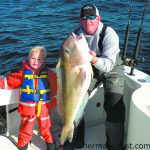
[28,46,47,59]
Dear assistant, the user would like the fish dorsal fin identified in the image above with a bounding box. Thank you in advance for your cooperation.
[56,59,64,116]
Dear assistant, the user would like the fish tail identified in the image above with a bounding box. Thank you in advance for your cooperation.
[60,125,74,145]
[68,124,74,143]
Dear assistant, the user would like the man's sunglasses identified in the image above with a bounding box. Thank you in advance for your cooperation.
[81,15,96,20]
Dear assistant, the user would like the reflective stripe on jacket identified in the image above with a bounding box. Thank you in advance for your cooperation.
[18,100,51,115]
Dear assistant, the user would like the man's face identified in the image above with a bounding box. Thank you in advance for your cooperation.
[28,52,44,71]
[80,15,100,35]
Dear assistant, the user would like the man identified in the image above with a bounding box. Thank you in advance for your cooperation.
[63,3,125,150]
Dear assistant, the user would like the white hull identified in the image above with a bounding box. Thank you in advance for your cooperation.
[0,66,150,149]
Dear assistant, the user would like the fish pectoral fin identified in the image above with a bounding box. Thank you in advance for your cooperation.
[74,68,86,89]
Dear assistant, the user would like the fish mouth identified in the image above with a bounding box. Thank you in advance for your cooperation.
[71,32,83,41]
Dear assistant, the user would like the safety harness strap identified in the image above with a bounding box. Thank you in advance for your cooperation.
[98,25,107,54]
[24,74,47,80]
[21,85,50,94]
[37,100,42,117]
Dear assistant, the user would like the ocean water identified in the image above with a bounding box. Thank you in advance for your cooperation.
[0,0,149,74]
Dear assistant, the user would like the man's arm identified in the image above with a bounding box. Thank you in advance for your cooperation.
[91,27,120,72]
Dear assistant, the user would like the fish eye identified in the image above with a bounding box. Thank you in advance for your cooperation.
[65,49,70,54]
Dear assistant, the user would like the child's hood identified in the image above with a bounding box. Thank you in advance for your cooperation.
[22,60,33,70]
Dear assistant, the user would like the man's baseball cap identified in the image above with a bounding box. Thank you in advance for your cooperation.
[80,4,99,16]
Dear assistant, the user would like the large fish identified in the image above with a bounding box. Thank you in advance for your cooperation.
[56,33,93,145]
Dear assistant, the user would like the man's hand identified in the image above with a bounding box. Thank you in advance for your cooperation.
[89,50,97,64]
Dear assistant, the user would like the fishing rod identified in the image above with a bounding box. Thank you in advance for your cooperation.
[130,1,147,75]
[122,0,132,61]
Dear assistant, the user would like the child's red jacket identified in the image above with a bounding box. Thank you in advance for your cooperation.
[0,60,57,115]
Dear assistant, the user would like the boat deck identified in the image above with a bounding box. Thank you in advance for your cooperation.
[0,123,106,150]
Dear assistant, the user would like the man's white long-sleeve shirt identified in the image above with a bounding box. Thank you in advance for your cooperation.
[79,22,120,73]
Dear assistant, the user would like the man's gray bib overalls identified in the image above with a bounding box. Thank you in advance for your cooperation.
[89,26,125,150]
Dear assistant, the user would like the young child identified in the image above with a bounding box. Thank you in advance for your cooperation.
[0,46,57,150]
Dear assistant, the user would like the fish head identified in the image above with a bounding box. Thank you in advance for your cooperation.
[61,33,92,66]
